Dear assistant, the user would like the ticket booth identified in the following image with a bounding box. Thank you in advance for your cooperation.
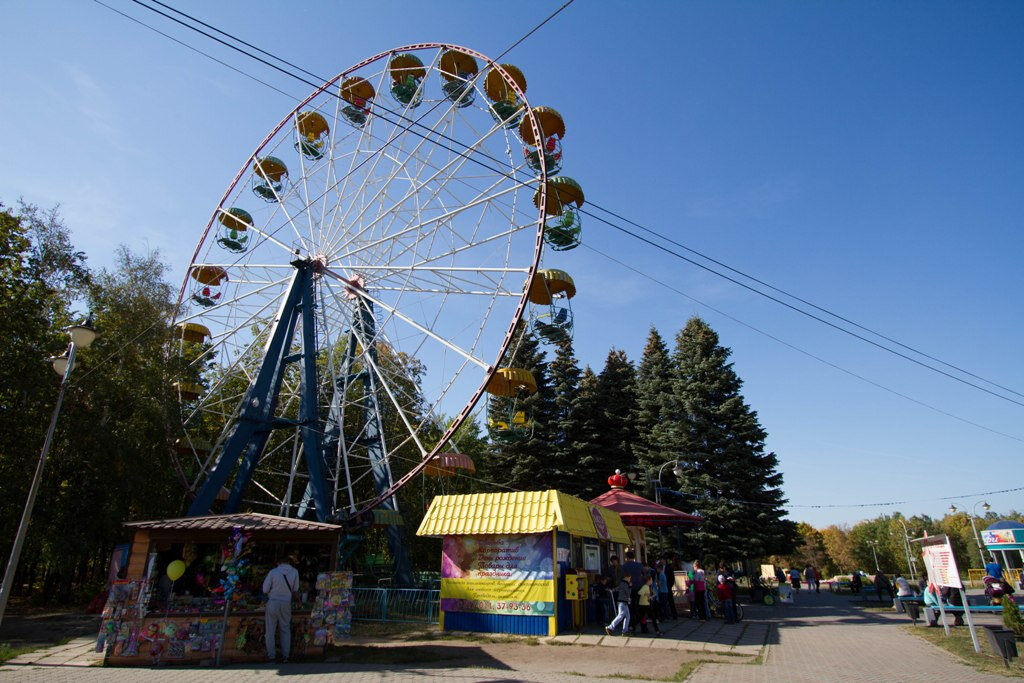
[416,490,630,636]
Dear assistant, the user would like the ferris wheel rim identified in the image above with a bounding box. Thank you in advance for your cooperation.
[172,43,552,516]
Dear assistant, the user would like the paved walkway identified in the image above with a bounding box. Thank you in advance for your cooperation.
[0,591,1010,681]
[690,588,1009,682]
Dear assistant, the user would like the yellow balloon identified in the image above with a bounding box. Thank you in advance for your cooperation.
[166,560,186,582]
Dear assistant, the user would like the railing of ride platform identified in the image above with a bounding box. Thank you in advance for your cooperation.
[350,588,440,623]
[967,568,1022,588]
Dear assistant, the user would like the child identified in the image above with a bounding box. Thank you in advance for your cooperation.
[716,576,736,624]
[606,574,632,636]
[639,575,663,636]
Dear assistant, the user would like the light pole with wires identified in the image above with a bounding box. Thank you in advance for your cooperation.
[895,518,917,580]
[949,502,991,568]
[0,319,97,626]
[866,540,881,572]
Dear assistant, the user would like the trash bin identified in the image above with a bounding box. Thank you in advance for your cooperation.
[983,626,1018,667]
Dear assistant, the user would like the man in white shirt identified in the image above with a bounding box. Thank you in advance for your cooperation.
[262,556,300,662]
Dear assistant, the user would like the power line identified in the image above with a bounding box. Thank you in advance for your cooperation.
[91,0,298,99]
[98,2,1024,414]
[584,243,1024,444]
[587,202,1024,401]
[125,0,1024,409]
[659,482,1024,510]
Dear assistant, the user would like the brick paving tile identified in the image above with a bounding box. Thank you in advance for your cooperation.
[689,589,1010,683]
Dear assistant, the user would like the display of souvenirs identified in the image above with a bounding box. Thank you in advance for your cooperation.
[96,579,150,656]
[309,571,353,644]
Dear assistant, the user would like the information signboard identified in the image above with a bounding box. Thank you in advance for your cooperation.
[920,535,962,589]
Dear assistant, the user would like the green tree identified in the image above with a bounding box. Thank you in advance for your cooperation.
[632,326,674,476]
[668,317,796,563]
[547,338,583,495]
[0,202,89,600]
[586,349,638,500]
[821,524,857,573]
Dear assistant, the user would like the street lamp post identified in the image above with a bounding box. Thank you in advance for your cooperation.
[867,540,881,572]
[653,459,684,506]
[0,320,97,626]
[895,519,917,580]
[971,501,990,568]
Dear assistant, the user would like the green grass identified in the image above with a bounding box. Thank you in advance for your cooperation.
[903,624,1024,677]
[0,643,38,664]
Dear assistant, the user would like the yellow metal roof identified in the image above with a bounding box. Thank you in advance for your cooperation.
[416,489,630,544]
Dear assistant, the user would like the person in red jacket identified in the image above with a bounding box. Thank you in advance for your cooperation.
[716,576,736,623]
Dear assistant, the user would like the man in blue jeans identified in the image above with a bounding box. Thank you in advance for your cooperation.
[262,556,300,662]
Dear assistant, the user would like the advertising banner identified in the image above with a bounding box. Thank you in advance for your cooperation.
[982,528,1024,548]
[440,533,554,616]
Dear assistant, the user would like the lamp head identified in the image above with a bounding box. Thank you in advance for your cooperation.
[948,504,958,515]
[672,462,684,479]
[50,353,70,377]
[982,501,991,512]
[626,471,637,482]
[67,317,97,349]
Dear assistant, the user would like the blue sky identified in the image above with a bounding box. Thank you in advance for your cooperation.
[3,1,1022,527]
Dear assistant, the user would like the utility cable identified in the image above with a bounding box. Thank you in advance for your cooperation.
[584,243,1024,444]
[98,1,1024,412]
[120,0,1023,408]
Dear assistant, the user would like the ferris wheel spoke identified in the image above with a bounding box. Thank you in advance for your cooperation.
[323,107,514,257]
[329,180,524,266]
[325,270,490,371]
[345,322,429,460]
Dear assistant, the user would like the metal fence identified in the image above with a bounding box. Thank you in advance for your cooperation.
[351,587,440,624]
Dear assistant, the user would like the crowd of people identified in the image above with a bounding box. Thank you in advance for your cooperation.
[599,551,740,636]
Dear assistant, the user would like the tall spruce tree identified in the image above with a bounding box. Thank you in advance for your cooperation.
[632,326,675,476]
[669,317,796,562]
[548,337,582,494]
[566,366,603,498]
[571,349,637,501]
[486,324,557,491]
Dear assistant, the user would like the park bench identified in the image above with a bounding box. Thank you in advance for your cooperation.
[898,595,1024,626]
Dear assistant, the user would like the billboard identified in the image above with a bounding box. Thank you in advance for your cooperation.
[440,533,555,616]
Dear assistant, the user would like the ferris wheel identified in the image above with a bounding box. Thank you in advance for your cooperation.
[170,43,585,579]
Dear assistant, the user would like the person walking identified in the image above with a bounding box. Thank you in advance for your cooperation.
[262,555,300,663]
[621,551,644,632]
[813,566,821,594]
[804,565,815,594]
[606,574,632,636]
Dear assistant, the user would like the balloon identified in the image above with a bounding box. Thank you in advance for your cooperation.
[166,560,186,581]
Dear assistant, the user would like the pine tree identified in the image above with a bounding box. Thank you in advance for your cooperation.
[669,317,796,563]
[566,366,603,498]
[632,326,675,475]
[572,349,637,501]
[547,337,582,494]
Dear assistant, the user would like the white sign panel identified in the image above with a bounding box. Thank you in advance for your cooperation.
[920,535,962,589]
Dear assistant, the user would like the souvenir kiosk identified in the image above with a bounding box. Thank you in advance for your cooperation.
[99,513,350,666]
[416,490,630,635]
[982,519,1024,576]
